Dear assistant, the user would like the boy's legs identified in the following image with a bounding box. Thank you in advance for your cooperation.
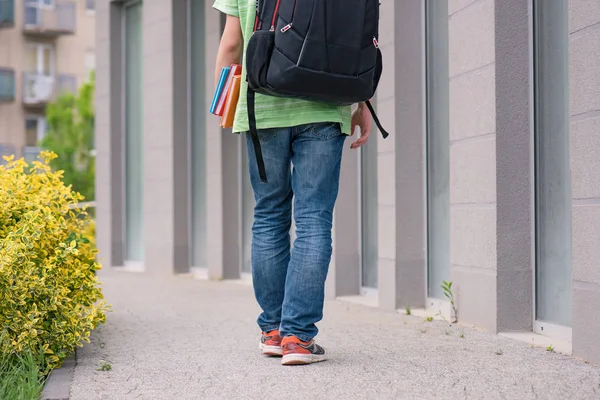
[246,122,345,364]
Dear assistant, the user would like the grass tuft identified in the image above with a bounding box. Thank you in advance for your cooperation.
[0,344,45,400]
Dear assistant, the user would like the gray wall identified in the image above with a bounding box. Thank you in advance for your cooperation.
[570,0,600,365]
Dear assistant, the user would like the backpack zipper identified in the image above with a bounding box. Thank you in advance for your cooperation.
[280,0,297,33]
[270,0,282,31]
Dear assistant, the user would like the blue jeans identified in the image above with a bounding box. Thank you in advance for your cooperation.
[245,122,346,342]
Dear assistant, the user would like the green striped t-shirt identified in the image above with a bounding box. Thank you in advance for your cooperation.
[212,0,352,134]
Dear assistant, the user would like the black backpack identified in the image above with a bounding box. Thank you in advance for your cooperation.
[245,0,389,182]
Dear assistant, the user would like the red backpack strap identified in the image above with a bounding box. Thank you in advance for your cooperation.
[253,0,260,31]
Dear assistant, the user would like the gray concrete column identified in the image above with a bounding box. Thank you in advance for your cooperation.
[204,6,241,280]
[494,0,533,332]
[95,0,124,270]
[142,0,190,276]
[375,0,398,311]
[171,0,192,274]
[389,0,427,311]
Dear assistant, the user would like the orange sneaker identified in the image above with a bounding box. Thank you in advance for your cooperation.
[281,336,326,365]
[259,330,282,356]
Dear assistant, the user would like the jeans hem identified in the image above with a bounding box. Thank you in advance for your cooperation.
[283,333,314,343]
[260,324,281,333]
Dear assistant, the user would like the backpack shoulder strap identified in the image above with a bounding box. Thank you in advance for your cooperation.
[247,88,268,183]
[365,100,389,139]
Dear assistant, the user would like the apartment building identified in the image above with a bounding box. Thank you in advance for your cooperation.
[0,0,95,161]
[95,0,600,365]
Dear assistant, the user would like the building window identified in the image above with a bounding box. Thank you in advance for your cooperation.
[0,0,15,26]
[25,115,47,146]
[0,69,15,102]
[86,0,95,12]
[425,0,450,299]
[124,0,143,263]
[24,0,55,26]
[25,43,54,76]
[533,0,571,331]
[40,0,55,9]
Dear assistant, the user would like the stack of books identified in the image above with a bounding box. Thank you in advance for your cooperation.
[210,63,242,128]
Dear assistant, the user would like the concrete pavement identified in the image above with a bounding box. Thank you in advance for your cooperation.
[70,269,600,400]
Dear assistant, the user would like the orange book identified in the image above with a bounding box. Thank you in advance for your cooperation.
[220,74,241,129]
[215,64,242,117]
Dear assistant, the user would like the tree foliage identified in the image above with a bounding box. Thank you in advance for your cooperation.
[41,73,95,201]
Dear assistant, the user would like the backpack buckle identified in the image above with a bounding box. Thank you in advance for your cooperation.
[281,23,292,33]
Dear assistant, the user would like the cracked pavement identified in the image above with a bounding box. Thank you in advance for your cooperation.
[70,269,600,399]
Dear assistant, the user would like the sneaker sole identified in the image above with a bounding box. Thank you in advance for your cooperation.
[259,343,282,357]
[281,353,327,365]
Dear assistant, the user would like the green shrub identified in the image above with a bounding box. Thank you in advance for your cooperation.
[0,152,107,375]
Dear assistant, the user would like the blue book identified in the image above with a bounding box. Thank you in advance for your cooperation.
[210,67,231,115]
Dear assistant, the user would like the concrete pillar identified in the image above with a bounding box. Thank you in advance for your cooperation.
[141,0,190,276]
[204,6,241,280]
[95,0,124,270]
[388,0,427,311]
[495,0,533,332]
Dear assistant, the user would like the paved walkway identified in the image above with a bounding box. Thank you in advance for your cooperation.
[70,269,600,400]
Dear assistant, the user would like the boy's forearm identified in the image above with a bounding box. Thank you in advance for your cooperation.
[214,14,243,87]
[214,43,242,87]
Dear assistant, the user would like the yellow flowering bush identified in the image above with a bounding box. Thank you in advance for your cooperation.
[0,152,107,375]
